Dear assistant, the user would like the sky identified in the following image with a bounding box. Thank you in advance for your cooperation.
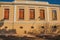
[0,0,60,4]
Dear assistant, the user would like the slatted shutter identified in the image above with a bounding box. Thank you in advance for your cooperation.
[30,9,35,19]
[4,9,9,20]
[19,9,24,19]
[40,9,45,20]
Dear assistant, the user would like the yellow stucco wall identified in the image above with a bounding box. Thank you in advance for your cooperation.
[0,2,60,36]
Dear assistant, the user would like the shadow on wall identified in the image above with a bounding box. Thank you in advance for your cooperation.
[0,19,4,27]
[0,19,17,34]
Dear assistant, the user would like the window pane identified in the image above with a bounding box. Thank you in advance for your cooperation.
[4,9,9,20]
[19,9,24,19]
[40,9,45,20]
[30,9,35,19]
[52,10,57,20]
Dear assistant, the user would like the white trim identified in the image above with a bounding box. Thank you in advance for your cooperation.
[3,7,10,21]
[14,1,49,4]
[3,8,4,20]
[38,7,47,21]
[14,5,16,22]
[1,5,12,6]
[46,7,49,22]
[14,0,16,3]
[44,8,47,21]
[2,5,12,22]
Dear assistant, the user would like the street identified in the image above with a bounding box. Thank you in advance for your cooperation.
[0,36,60,40]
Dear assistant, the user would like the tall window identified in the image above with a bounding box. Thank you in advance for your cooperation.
[4,9,9,20]
[19,9,24,19]
[52,10,57,20]
[30,9,35,19]
[40,9,45,20]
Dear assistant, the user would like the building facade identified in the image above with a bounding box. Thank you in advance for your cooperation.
[0,0,60,37]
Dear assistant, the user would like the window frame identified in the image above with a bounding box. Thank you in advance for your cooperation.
[29,9,35,20]
[52,10,57,20]
[4,8,9,20]
[39,9,45,20]
[19,9,24,20]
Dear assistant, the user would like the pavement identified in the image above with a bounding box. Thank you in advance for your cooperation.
[0,35,60,40]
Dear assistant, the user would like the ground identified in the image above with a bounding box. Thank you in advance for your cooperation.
[0,35,60,40]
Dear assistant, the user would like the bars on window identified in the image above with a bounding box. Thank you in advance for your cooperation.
[30,9,35,19]
[4,9,9,20]
[40,9,45,20]
[19,9,24,19]
[52,10,57,20]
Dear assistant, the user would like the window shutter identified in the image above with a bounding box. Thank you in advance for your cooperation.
[30,9,35,19]
[19,9,24,19]
[4,9,9,19]
[40,9,45,20]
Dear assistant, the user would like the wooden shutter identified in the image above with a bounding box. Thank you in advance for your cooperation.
[52,10,57,20]
[40,9,45,20]
[4,9,9,19]
[19,9,24,19]
[30,9,35,19]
